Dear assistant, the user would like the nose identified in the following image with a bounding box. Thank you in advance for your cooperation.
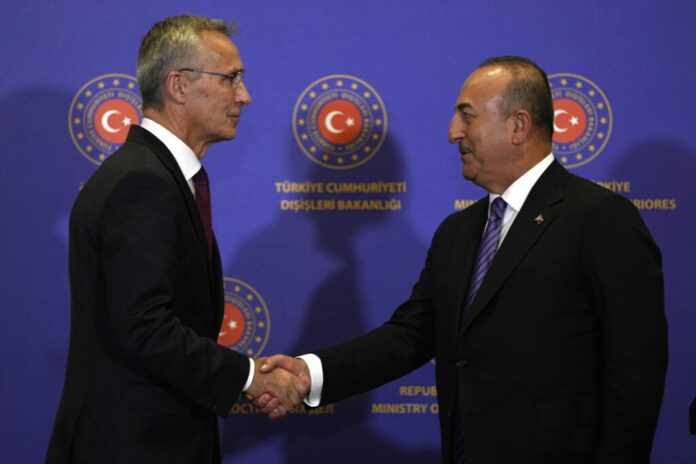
[448,113,463,144]
[235,82,251,105]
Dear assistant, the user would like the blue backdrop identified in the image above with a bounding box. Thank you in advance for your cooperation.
[1,1,694,462]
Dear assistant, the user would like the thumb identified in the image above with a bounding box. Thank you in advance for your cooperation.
[260,354,295,374]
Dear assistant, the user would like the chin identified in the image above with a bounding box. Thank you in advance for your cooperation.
[221,130,237,141]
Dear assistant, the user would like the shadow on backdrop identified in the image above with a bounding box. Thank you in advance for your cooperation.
[220,131,440,462]
[606,138,696,463]
[0,86,90,462]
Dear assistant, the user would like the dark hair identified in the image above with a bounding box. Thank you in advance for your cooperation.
[479,56,554,140]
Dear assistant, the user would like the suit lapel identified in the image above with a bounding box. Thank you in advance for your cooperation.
[459,161,569,334]
[211,237,225,319]
[126,126,219,295]
[448,198,488,334]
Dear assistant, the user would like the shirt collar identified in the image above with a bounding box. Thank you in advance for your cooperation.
[489,153,555,212]
[140,117,201,183]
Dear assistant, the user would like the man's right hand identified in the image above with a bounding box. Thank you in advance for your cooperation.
[244,356,310,419]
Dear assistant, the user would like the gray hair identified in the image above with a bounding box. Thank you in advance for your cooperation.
[136,15,235,109]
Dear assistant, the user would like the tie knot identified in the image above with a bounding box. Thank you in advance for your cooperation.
[193,167,209,187]
[490,196,506,219]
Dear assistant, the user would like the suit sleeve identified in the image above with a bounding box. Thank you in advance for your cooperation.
[315,216,454,404]
[317,284,436,405]
[581,194,668,462]
[98,169,249,416]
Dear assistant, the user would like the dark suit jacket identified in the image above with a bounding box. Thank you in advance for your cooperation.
[316,160,667,463]
[47,125,250,464]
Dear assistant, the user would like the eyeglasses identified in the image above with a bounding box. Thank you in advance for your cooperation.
[178,68,245,87]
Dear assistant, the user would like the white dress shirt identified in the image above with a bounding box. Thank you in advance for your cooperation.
[301,153,556,407]
[140,118,201,194]
[139,118,256,392]
[490,152,554,245]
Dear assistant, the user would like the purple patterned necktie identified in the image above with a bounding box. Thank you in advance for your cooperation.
[192,167,213,255]
[463,196,507,309]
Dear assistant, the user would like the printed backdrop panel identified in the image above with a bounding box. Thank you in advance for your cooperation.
[0,1,694,462]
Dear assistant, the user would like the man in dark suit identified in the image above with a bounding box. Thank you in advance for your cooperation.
[47,15,307,464]
[255,57,668,463]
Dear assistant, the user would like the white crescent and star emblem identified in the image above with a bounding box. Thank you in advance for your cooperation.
[70,74,144,165]
[548,73,612,168]
[324,110,357,134]
[218,319,239,338]
[325,110,345,134]
[553,109,568,133]
[293,74,387,169]
[553,109,580,133]
[101,109,131,133]
[218,278,270,355]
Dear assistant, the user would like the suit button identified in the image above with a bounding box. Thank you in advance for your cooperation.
[455,360,467,368]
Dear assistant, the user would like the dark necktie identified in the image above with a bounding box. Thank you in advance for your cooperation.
[463,196,507,309]
[192,167,213,255]
[453,196,507,463]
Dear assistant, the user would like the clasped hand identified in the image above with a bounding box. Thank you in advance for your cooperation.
[244,355,311,419]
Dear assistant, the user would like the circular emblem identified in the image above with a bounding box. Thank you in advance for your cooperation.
[549,73,612,168]
[218,278,270,358]
[68,73,142,165]
[293,74,387,169]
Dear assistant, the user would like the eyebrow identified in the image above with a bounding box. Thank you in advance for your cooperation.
[456,102,474,112]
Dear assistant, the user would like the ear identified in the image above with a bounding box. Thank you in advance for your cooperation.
[162,70,188,105]
[510,109,532,145]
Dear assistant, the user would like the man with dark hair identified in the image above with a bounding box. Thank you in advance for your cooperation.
[47,15,307,464]
[477,56,555,140]
[257,56,668,463]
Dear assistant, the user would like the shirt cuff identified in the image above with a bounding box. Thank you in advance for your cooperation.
[298,353,323,407]
[241,357,255,392]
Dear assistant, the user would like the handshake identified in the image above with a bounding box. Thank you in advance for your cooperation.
[243,355,311,419]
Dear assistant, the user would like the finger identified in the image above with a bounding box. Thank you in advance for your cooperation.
[252,393,272,408]
[258,396,281,414]
[266,396,280,411]
[271,405,287,419]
